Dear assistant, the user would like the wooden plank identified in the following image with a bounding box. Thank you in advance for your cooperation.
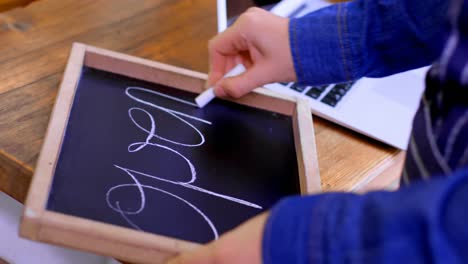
[0,73,60,203]
[20,43,86,240]
[85,46,297,116]
[293,99,321,194]
[355,151,405,193]
[0,0,215,95]
[0,0,36,12]
[313,116,401,191]
[38,212,196,264]
[0,0,170,62]
[84,47,208,94]
[0,149,32,202]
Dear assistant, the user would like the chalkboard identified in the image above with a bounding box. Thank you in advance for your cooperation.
[46,66,300,244]
[21,44,319,263]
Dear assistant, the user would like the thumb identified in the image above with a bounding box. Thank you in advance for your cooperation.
[214,64,271,98]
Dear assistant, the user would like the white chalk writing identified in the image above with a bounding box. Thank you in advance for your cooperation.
[106,87,262,240]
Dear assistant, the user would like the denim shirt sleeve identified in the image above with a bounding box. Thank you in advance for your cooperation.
[262,167,468,263]
[290,0,449,85]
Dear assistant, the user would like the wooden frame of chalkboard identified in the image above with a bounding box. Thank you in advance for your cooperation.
[20,43,320,264]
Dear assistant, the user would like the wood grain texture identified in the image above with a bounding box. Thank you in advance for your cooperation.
[0,0,403,207]
[0,0,36,12]
[356,151,405,193]
[20,43,86,240]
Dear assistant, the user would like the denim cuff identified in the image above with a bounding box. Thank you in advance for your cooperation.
[289,4,353,86]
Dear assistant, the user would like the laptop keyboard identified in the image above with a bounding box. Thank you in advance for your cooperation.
[290,83,308,93]
[283,81,355,107]
[305,85,327,99]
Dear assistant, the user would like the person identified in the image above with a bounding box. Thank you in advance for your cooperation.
[168,0,468,262]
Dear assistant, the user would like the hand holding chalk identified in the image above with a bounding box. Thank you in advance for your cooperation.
[195,64,246,108]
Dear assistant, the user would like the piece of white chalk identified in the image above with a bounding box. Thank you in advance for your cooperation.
[195,88,216,108]
[195,64,246,108]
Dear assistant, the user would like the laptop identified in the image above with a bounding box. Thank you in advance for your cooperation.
[217,0,428,150]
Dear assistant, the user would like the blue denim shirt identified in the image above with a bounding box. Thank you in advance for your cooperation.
[290,0,448,85]
[263,0,468,263]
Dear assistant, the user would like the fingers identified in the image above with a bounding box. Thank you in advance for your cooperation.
[207,49,226,88]
[207,20,248,87]
[214,63,270,98]
[207,54,237,89]
[206,6,294,97]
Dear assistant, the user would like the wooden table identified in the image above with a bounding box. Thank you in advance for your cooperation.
[0,0,404,205]
[0,0,35,12]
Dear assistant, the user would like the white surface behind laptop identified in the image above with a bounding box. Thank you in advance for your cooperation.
[0,192,111,264]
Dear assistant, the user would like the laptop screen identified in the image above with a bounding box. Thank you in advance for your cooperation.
[218,0,280,32]
[218,0,330,32]
[227,0,279,20]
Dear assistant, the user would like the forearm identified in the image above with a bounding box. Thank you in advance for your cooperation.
[290,0,449,85]
[263,167,468,263]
